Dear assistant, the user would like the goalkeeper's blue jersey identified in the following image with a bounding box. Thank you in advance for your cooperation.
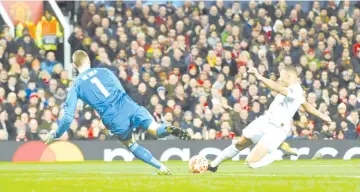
[55,68,139,138]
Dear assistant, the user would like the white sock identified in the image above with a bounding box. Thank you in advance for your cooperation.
[247,152,276,169]
[159,165,168,172]
[211,144,239,167]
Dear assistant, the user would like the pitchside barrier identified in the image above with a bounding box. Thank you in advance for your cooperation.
[1,140,359,162]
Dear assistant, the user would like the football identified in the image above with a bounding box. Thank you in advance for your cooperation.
[188,155,208,173]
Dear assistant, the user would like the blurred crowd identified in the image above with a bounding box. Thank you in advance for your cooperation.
[0,0,360,142]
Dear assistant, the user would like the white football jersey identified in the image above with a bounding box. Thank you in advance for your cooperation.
[265,83,305,131]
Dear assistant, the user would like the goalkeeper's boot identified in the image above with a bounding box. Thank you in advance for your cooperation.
[157,166,171,175]
[207,164,218,173]
[166,126,191,140]
[280,142,298,156]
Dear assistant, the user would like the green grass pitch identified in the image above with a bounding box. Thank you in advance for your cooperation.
[0,160,359,192]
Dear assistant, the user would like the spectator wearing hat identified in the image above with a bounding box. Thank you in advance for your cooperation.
[156,86,167,106]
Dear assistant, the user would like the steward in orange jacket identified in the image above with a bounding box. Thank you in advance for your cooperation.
[36,10,63,51]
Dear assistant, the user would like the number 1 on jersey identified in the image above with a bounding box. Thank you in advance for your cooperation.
[91,77,110,97]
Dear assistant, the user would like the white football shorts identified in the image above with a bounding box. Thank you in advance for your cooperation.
[242,115,287,153]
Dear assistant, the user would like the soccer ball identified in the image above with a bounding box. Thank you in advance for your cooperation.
[188,155,208,173]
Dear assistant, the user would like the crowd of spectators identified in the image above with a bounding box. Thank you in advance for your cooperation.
[0,0,360,142]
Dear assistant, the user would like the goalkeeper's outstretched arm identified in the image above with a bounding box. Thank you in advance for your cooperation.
[55,87,78,138]
[44,86,78,145]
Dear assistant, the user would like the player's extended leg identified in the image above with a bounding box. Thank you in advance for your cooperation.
[208,116,267,172]
[245,141,274,168]
[208,136,253,172]
[246,132,285,169]
[147,121,190,140]
[135,107,190,140]
[118,136,171,175]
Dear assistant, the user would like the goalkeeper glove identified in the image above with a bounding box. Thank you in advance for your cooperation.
[44,130,57,145]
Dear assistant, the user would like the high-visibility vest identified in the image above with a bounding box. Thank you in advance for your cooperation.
[41,18,58,36]
[16,21,36,38]
[36,16,63,51]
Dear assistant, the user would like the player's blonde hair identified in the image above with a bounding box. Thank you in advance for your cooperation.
[283,66,298,77]
[72,50,89,68]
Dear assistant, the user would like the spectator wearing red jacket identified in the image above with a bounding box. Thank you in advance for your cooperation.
[216,121,235,140]
[156,6,167,26]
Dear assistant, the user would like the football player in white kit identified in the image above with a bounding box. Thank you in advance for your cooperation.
[208,66,332,171]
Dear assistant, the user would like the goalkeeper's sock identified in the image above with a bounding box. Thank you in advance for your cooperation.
[156,123,171,138]
[211,144,239,168]
[129,142,164,169]
[247,152,276,169]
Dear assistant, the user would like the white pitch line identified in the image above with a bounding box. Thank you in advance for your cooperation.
[216,164,360,167]
[1,164,360,168]
[176,173,360,178]
[88,172,360,178]
[0,172,359,179]
[0,164,358,171]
